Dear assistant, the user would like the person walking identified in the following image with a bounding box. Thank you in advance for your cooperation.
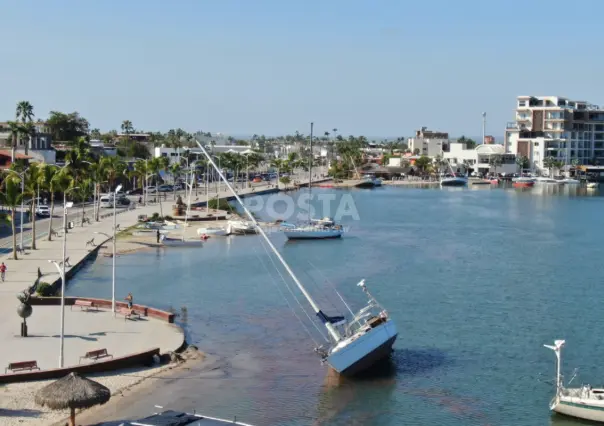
[156,229,160,244]
[0,262,7,282]
[125,292,133,309]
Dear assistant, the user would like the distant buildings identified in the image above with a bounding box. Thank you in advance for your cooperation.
[154,145,253,164]
[504,95,604,174]
[0,121,55,164]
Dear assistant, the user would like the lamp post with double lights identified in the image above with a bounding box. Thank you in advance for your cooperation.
[49,185,78,368]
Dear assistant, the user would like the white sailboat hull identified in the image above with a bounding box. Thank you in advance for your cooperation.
[161,238,203,247]
[283,228,343,239]
[552,397,604,422]
[326,320,397,376]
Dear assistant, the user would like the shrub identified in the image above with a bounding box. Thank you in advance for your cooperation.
[36,282,54,297]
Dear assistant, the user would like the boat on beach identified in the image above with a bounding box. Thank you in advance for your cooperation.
[195,137,398,376]
[544,340,604,423]
[196,226,229,237]
[228,220,257,235]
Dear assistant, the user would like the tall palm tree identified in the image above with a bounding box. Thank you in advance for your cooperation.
[16,101,35,155]
[0,177,24,259]
[170,163,181,200]
[134,159,148,193]
[121,120,134,135]
[75,179,94,225]
[100,156,126,192]
[21,164,41,249]
[7,121,22,163]
[38,164,62,241]
[148,157,166,217]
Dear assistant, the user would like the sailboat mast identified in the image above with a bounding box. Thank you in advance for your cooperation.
[194,140,342,342]
[309,122,313,221]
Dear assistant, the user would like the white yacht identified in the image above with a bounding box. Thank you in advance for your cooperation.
[545,340,604,423]
[196,226,230,237]
[228,220,257,235]
[535,177,563,184]
[195,138,397,376]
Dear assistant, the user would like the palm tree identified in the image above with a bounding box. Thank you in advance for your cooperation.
[170,163,181,200]
[543,156,557,177]
[0,177,24,259]
[21,164,41,249]
[16,101,35,155]
[100,156,126,192]
[134,159,148,193]
[121,120,134,135]
[270,158,287,188]
[148,157,166,217]
[6,121,22,163]
[75,179,94,225]
[38,164,62,241]
[488,155,503,176]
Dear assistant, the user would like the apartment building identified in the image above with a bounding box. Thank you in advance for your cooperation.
[504,96,604,174]
[407,127,450,157]
[0,121,55,163]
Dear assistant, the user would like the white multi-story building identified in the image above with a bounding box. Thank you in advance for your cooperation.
[0,121,56,164]
[504,95,604,174]
[407,127,450,157]
[154,145,253,164]
[444,142,516,175]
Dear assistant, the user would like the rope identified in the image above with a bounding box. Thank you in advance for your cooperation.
[253,245,321,347]
[256,235,329,342]
[308,260,355,316]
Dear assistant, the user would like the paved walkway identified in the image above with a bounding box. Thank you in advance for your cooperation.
[0,172,326,373]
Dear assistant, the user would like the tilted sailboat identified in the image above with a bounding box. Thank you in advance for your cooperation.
[544,340,604,422]
[195,139,398,376]
[282,122,343,240]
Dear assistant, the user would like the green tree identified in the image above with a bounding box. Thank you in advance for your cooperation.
[6,121,22,163]
[543,156,558,177]
[121,120,134,135]
[516,156,530,174]
[0,177,24,259]
[489,155,503,175]
[16,101,35,155]
[46,111,90,142]
[414,156,432,176]
[170,163,181,200]
[22,164,41,249]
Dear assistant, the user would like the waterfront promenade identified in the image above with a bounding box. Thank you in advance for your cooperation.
[0,175,322,379]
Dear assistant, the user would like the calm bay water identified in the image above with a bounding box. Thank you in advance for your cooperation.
[68,184,604,426]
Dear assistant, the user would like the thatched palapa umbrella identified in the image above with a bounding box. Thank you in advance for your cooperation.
[35,372,111,426]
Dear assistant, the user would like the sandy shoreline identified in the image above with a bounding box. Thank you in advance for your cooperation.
[0,347,204,426]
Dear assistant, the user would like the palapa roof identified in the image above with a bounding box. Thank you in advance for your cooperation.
[35,372,110,410]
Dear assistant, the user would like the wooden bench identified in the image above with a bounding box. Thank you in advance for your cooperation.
[117,307,140,321]
[70,299,98,311]
[5,360,40,374]
[79,348,113,364]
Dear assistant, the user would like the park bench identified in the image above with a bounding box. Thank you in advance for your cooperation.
[117,307,140,321]
[71,299,98,311]
[79,348,113,364]
[5,360,40,374]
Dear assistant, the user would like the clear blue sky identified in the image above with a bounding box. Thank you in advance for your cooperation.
[2,0,603,139]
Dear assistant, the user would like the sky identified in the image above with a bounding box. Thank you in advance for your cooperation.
[2,0,604,139]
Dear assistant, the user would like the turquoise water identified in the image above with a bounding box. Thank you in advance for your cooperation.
[68,185,604,426]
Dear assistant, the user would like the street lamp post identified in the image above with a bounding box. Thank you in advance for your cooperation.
[15,167,29,252]
[49,185,77,368]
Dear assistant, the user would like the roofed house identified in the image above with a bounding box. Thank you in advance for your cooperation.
[0,150,32,169]
[0,121,55,164]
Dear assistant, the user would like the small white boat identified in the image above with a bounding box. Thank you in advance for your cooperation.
[310,217,336,227]
[197,226,229,237]
[228,220,257,235]
[282,223,343,240]
[545,340,604,423]
[560,178,580,184]
[535,177,563,184]
[587,182,598,189]
[160,234,203,247]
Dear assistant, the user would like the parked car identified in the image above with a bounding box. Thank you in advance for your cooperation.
[158,184,173,192]
[145,186,157,194]
[173,183,183,191]
[116,196,130,206]
[35,205,50,218]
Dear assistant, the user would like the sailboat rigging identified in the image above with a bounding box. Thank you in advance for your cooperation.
[281,123,343,239]
[194,138,397,376]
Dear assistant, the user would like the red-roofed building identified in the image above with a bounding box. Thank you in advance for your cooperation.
[0,150,32,169]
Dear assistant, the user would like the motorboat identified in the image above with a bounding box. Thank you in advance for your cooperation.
[440,175,468,187]
[196,137,397,376]
[228,219,257,235]
[196,226,230,237]
[560,178,580,184]
[512,177,535,188]
[544,340,604,423]
[361,174,382,187]
[281,222,343,239]
[355,176,379,188]
[535,177,563,184]
[587,182,598,189]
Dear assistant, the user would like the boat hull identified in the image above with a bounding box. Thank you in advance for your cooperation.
[327,320,397,376]
[161,238,203,247]
[440,178,467,187]
[513,181,534,188]
[284,228,343,239]
[197,228,228,236]
[553,399,604,422]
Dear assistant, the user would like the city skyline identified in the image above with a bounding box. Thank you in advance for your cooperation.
[2,0,603,137]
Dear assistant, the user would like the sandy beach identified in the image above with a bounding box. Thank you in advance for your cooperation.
[0,347,203,426]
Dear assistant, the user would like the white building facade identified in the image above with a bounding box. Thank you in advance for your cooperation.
[154,145,253,164]
[407,127,450,157]
[504,95,604,175]
[444,143,517,175]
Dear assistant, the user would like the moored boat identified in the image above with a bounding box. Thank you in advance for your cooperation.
[587,181,598,189]
[228,220,257,235]
[196,226,229,237]
[440,175,468,187]
[107,407,255,426]
[281,222,343,239]
[544,340,604,423]
[512,177,535,188]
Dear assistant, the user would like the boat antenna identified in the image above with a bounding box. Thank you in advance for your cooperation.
[308,122,313,222]
[194,139,342,343]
